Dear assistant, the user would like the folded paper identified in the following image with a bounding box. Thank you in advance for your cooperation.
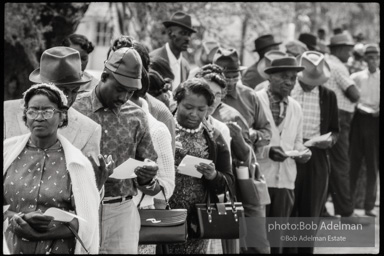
[178,155,212,178]
[109,158,141,179]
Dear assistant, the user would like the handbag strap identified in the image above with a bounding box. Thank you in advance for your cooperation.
[64,222,90,254]
[137,185,171,210]
[206,175,236,211]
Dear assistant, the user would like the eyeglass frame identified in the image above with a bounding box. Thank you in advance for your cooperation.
[24,107,63,120]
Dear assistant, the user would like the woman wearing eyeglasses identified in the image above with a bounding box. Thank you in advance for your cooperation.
[3,83,100,254]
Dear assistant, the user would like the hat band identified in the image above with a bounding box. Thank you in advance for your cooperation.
[40,73,83,84]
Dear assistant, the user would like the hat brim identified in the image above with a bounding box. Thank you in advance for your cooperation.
[110,71,142,90]
[29,68,91,85]
[257,58,269,80]
[163,21,197,33]
[252,42,282,52]
[298,73,330,86]
[264,66,305,74]
[328,43,354,47]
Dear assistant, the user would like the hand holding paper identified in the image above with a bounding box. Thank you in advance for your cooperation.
[304,132,332,147]
[109,158,141,179]
[178,155,213,178]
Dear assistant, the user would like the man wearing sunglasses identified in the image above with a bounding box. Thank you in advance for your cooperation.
[4,46,111,190]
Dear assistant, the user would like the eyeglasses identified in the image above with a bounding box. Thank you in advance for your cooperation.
[25,108,62,120]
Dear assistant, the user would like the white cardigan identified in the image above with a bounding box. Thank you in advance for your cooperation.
[3,133,100,254]
[131,99,175,208]
[255,88,307,190]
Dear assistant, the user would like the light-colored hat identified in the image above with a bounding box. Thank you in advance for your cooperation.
[328,34,354,47]
[257,50,288,79]
[29,46,91,85]
[105,47,143,89]
[285,40,309,57]
[195,41,220,66]
[297,51,330,86]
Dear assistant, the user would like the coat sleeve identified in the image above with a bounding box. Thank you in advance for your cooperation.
[205,131,235,195]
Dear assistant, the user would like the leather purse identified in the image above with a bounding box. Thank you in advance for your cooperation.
[195,176,246,239]
[138,187,188,245]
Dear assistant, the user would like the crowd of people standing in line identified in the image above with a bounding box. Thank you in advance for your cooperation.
[3,10,380,255]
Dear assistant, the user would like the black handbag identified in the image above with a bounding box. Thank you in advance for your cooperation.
[195,176,246,239]
[138,187,188,245]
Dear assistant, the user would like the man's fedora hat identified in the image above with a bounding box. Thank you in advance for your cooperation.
[297,51,330,86]
[257,50,288,80]
[264,56,305,74]
[364,44,380,55]
[213,48,247,72]
[328,33,355,47]
[163,11,197,33]
[253,34,281,52]
[105,47,143,89]
[298,33,319,51]
[29,46,91,85]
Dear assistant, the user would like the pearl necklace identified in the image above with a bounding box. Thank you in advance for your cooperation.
[175,118,203,134]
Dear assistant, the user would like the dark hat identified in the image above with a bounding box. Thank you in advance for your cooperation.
[213,48,247,72]
[364,44,380,55]
[264,56,305,74]
[257,50,288,80]
[298,33,319,51]
[328,34,354,47]
[29,46,91,85]
[163,11,196,33]
[253,34,281,52]
[105,47,143,89]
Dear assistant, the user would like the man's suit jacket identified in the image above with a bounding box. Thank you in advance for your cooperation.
[3,99,101,159]
[149,45,190,84]
[241,60,266,90]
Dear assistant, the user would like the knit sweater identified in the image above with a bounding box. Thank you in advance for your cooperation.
[131,99,175,207]
[3,133,100,254]
[255,88,307,189]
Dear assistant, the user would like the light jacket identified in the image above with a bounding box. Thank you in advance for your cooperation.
[3,133,100,254]
[255,88,307,189]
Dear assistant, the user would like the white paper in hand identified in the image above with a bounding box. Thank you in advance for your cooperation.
[357,103,376,114]
[178,155,212,178]
[3,205,10,213]
[109,158,141,179]
[304,132,332,147]
[44,207,86,223]
[285,149,310,158]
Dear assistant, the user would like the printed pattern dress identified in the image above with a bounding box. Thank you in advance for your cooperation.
[3,140,76,254]
[167,126,210,254]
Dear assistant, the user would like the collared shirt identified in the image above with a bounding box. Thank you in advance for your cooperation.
[222,81,272,147]
[351,68,380,112]
[266,87,289,127]
[324,54,356,113]
[291,85,321,139]
[72,89,158,198]
[165,43,181,91]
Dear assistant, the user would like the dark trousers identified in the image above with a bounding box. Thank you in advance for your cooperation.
[287,147,330,254]
[266,188,294,254]
[328,109,354,216]
[349,112,379,211]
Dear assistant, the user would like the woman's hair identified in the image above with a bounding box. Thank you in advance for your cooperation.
[149,56,175,80]
[174,78,215,106]
[22,83,69,128]
[195,64,227,93]
[62,34,94,54]
[148,69,172,97]
[108,35,150,98]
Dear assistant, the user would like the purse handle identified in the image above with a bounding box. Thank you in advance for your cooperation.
[137,185,171,210]
[206,175,238,223]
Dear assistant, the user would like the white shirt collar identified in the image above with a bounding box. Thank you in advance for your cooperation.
[165,43,182,64]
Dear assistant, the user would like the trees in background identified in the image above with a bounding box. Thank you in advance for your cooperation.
[4,2,380,100]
